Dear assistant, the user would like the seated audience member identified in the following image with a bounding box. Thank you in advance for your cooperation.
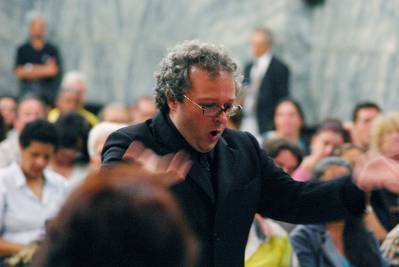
[0,119,68,263]
[292,118,347,182]
[129,95,158,124]
[350,102,381,151]
[369,112,399,230]
[48,87,98,127]
[263,139,304,233]
[263,98,310,153]
[0,95,17,134]
[290,157,388,267]
[245,214,299,267]
[32,165,196,267]
[333,143,389,240]
[381,223,399,266]
[264,138,303,175]
[87,122,126,173]
[98,102,131,123]
[49,112,90,186]
[0,96,46,168]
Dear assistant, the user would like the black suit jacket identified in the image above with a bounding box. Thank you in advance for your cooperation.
[102,112,365,267]
[244,56,290,134]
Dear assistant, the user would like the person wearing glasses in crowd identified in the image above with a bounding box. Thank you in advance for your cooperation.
[102,40,399,267]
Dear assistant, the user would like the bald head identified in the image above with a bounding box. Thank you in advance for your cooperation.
[29,16,46,40]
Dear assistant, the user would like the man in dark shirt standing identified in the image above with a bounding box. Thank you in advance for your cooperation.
[15,16,62,106]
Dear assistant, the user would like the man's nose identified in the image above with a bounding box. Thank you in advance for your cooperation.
[214,110,228,123]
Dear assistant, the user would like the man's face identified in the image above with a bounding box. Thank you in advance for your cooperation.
[353,108,380,147]
[273,149,299,175]
[20,141,54,180]
[0,97,17,126]
[168,68,236,153]
[57,91,80,113]
[63,80,87,107]
[250,31,270,58]
[29,18,46,40]
[15,99,46,132]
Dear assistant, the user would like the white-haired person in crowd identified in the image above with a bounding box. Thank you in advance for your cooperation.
[87,121,127,173]
[48,71,98,127]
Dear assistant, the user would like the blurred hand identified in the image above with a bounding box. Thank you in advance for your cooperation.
[354,152,399,192]
[123,141,192,186]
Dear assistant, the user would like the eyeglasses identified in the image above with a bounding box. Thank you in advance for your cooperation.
[183,95,242,118]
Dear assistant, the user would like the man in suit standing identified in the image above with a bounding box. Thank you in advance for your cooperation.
[102,40,399,267]
[242,27,290,135]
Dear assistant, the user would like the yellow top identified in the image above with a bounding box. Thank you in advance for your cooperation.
[48,108,98,127]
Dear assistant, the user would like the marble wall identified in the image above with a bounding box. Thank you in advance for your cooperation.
[1,0,398,124]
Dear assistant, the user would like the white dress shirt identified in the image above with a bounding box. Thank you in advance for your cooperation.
[241,52,272,138]
[0,162,69,244]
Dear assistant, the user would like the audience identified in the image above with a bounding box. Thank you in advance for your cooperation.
[290,157,388,267]
[0,95,17,134]
[87,122,126,173]
[263,98,309,154]
[49,112,90,186]
[0,115,6,143]
[381,223,399,266]
[292,118,347,182]
[48,87,98,128]
[0,96,46,168]
[60,71,87,110]
[0,119,68,265]
[98,102,131,123]
[332,143,389,241]
[369,112,399,230]
[129,95,157,124]
[350,102,381,151]
[264,138,303,175]
[1,28,399,267]
[14,15,62,106]
[32,165,197,267]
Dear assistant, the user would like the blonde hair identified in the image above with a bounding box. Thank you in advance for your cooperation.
[370,112,399,152]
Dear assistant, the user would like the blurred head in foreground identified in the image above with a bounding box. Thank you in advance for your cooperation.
[33,165,196,267]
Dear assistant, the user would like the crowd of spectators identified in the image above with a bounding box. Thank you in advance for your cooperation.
[1,15,399,267]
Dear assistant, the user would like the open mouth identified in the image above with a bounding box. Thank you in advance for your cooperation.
[210,130,219,137]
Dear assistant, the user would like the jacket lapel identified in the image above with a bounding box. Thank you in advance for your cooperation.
[214,136,239,204]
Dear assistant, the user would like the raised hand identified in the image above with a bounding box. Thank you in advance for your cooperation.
[123,141,192,186]
[354,152,399,193]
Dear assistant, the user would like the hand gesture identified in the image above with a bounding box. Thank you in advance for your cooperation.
[123,141,192,186]
[354,152,399,192]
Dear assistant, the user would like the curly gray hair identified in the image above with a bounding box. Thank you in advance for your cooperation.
[154,40,242,112]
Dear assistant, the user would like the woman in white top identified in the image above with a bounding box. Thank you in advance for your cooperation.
[0,119,68,258]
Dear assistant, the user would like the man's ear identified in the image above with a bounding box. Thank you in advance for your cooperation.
[167,95,178,112]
